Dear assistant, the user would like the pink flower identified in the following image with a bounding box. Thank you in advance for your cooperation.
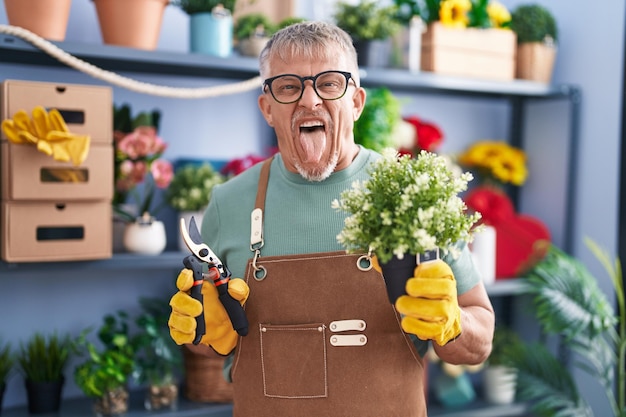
[151,159,173,188]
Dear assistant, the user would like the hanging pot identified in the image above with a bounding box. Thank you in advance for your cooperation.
[379,254,417,304]
[25,378,64,414]
[123,214,167,255]
[4,0,72,41]
[93,0,169,50]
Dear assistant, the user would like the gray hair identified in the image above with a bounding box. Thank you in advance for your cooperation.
[259,21,359,83]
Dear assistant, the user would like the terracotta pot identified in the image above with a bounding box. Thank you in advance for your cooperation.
[4,0,72,41]
[93,0,169,50]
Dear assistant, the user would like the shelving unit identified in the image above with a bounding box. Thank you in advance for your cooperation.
[0,32,579,417]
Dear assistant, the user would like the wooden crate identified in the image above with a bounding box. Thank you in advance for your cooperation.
[421,22,516,81]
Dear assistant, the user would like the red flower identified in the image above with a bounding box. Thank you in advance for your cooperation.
[401,116,444,156]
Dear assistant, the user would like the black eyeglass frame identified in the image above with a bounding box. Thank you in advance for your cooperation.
[262,70,356,104]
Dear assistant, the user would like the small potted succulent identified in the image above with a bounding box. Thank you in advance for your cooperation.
[234,13,276,57]
[333,0,402,67]
[17,332,72,414]
[74,312,135,417]
[173,0,238,57]
[510,4,558,83]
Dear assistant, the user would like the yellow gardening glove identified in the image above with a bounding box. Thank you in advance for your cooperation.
[1,107,90,166]
[169,268,249,355]
[395,259,462,346]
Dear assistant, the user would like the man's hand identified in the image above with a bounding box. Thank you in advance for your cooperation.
[395,259,462,346]
[169,268,249,355]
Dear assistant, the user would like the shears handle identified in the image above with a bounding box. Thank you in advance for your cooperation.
[207,267,249,336]
[183,255,206,345]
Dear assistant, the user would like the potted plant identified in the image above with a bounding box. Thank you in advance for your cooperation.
[74,312,135,417]
[353,87,402,153]
[482,326,521,405]
[234,13,276,57]
[165,162,225,251]
[510,4,558,83]
[333,0,402,67]
[505,240,625,416]
[0,340,13,412]
[333,149,481,302]
[17,332,72,414]
[4,0,72,41]
[132,298,182,411]
[173,0,237,57]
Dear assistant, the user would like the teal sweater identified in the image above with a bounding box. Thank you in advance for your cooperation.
[201,147,481,372]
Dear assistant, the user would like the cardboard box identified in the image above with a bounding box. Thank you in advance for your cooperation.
[1,200,112,262]
[1,79,112,144]
[1,141,113,201]
[421,23,516,81]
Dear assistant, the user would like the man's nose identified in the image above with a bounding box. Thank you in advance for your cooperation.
[298,81,322,108]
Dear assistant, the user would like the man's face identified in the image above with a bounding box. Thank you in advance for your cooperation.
[258,54,366,181]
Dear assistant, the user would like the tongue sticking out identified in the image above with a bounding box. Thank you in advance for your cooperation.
[298,128,326,163]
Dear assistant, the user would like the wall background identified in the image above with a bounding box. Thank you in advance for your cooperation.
[0,1,623,416]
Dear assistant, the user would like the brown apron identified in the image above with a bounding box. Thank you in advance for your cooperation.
[231,159,426,417]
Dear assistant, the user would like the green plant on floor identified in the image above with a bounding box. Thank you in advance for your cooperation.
[505,240,625,417]
[132,298,182,386]
[17,332,71,383]
[74,311,135,399]
[0,340,13,386]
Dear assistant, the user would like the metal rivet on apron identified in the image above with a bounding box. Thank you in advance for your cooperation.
[360,336,366,343]
[331,336,337,344]
[318,326,324,332]
[356,254,373,272]
[261,327,267,332]
[331,323,337,331]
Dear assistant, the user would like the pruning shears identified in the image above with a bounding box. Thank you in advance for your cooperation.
[179,216,249,344]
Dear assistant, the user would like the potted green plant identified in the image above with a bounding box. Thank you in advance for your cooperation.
[0,340,14,412]
[333,149,481,303]
[333,0,401,67]
[17,332,72,414]
[353,87,402,153]
[482,326,521,405]
[234,13,276,57]
[74,312,135,417]
[173,0,237,56]
[505,240,625,416]
[165,162,225,251]
[132,298,182,411]
[510,4,558,83]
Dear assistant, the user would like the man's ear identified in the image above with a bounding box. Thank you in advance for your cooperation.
[258,94,274,127]
[352,87,367,121]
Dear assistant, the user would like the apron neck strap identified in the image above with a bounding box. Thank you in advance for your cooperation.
[250,157,274,257]
[255,156,273,212]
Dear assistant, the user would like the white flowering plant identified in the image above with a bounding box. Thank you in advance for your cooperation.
[333,148,481,264]
[165,163,225,212]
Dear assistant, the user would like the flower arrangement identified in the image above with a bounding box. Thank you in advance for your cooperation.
[394,0,511,29]
[457,140,527,187]
[166,163,225,212]
[113,104,174,222]
[333,148,481,264]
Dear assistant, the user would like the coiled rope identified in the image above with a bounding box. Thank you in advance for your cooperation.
[0,24,262,99]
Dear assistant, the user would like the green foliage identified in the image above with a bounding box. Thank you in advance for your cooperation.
[17,332,71,382]
[131,298,182,386]
[234,13,276,40]
[166,163,225,212]
[510,4,558,44]
[173,0,236,14]
[487,326,522,366]
[511,241,625,416]
[0,340,13,384]
[354,88,401,153]
[74,312,135,399]
[113,104,160,134]
[276,17,307,31]
[334,0,401,41]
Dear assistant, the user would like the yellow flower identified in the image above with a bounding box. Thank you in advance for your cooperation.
[487,1,512,28]
[439,0,472,28]
[458,140,527,186]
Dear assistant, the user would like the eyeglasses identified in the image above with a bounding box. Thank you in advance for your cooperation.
[263,70,355,104]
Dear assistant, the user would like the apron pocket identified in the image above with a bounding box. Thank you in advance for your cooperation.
[259,322,328,399]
